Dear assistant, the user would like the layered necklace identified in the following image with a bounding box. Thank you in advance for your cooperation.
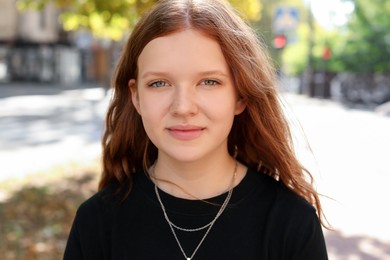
[153,161,237,260]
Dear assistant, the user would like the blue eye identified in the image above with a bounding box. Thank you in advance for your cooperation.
[149,81,168,88]
[202,79,219,86]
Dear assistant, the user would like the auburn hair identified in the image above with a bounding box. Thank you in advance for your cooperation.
[99,0,327,227]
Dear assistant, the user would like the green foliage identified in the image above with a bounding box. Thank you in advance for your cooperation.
[17,0,262,41]
[261,0,389,75]
[331,0,390,73]
[17,0,158,40]
[229,0,262,21]
[282,23,309,75]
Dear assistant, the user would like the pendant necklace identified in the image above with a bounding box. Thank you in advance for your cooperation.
[153,161,237,260]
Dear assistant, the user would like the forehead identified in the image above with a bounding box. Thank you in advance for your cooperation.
[137,29,230,77]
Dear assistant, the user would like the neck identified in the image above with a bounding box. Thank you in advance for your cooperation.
[151,154,242,199]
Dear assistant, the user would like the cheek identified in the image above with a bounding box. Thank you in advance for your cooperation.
[203,99,237,131]
[137,91,167,115]
[204,93,237,118]
[140,113,162,146]
[137,95,169,131]
[138,106,161,129]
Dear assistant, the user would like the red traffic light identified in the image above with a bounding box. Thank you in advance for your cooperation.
[322,46,332,60]
[273,35,287,49]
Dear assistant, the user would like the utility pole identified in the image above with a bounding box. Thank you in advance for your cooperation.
[301,0,315,96]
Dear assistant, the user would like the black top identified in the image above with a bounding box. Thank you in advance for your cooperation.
[64,167,328,259]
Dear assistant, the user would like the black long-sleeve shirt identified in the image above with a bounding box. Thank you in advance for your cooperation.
[64,167,328,259]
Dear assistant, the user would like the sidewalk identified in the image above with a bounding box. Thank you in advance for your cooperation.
[0,82,106,98]
[282,92,390,259]
[0,82,109,181]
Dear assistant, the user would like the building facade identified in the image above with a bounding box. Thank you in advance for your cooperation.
[0,0,103,84]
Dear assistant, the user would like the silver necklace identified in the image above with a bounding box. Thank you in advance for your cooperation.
[153,162,237,260]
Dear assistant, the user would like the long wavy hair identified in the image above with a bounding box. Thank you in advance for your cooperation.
[100,0,327,227]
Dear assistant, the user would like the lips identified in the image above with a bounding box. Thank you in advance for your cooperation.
[167,125,205,140]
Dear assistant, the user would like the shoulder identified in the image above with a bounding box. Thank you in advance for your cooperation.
[248,168,316,217]
[251,171,328,259]
[64,184,122,259]
[74,172,150,223]
[259,173,318,231]
[275,182,317,218]
[244,168,318,227]
[73,183,120,227]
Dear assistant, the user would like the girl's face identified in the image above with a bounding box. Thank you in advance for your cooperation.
[130,29,245,163]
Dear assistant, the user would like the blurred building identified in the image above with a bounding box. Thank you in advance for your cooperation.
[0,0,112,85]
[0,0,18,40]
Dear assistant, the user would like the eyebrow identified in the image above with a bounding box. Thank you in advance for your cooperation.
[140,70,230,79]
[198,70,230,78]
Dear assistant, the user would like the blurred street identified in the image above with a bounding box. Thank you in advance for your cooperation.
[282,93,390,259]
[0,83,108,181]
[1,82,390,259]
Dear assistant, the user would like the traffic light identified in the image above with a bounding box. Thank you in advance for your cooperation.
[273,35,287,49]
[322,46,332,60]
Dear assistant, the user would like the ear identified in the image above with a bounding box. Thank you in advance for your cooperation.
[129,79,141,114]
[234,98,246,115]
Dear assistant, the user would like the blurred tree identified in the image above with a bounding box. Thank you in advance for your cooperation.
[333,0,390,73]
[17,0,262,41]
[17,0,158,41]
[229,0,262,21]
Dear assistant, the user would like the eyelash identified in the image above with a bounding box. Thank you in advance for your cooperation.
[201,79,220,86]
[148,80,169,88]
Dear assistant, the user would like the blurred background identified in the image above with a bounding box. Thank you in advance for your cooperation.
[0,0,389,259]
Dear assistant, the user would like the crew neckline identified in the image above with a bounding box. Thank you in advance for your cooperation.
[136,167,262,216]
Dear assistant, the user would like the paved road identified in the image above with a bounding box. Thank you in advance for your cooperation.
[283,94,390,259]
[1,83,390,259]
[0,83,108,180]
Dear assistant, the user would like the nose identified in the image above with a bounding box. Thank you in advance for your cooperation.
[169,86,198,116]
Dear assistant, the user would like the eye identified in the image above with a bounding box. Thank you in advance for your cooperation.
[148,80,169,88]
[201,79,220,86]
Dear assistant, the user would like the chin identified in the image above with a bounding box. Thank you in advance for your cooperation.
[161,149,208,163]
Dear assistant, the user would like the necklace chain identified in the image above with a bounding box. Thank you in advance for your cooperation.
[153,161,237,260]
